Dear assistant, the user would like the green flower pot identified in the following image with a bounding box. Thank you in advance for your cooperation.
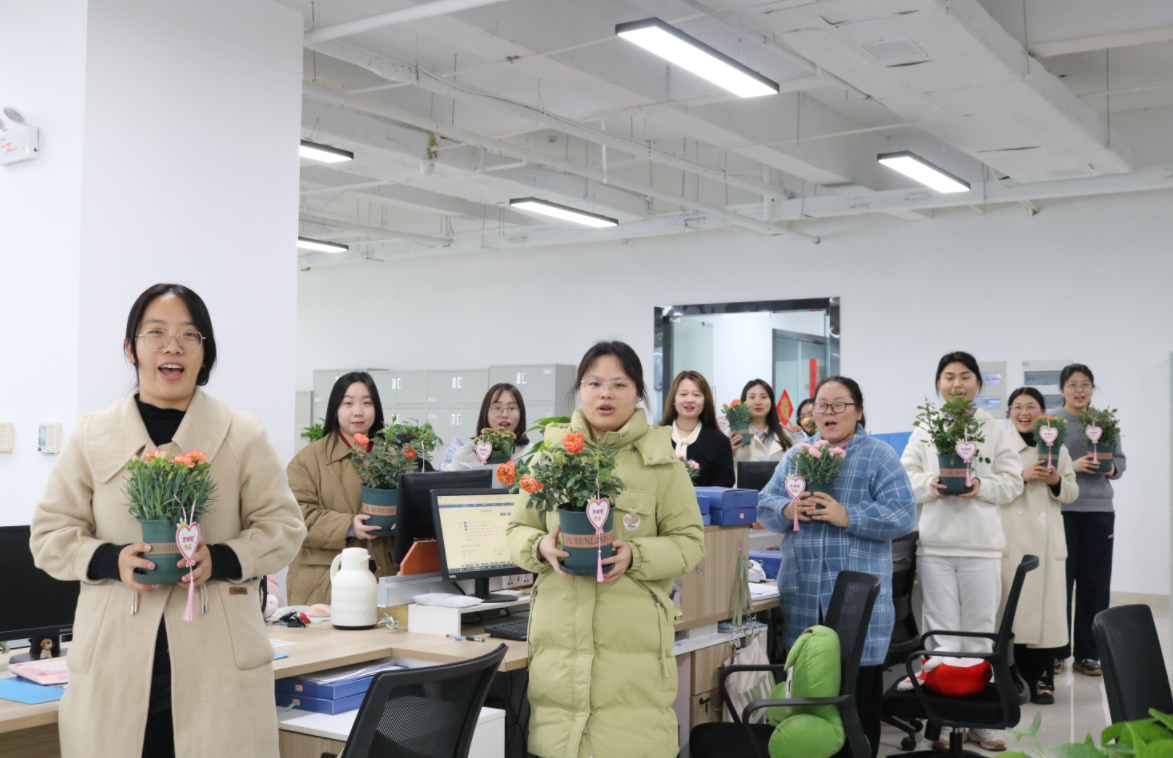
[487,453,511,465]
[557,506,615,577]
[808,481,835,509]
[137,520,187,584]
[729,421,751,435]
[937,453,974,496]
[1036,442,1060,472]
[361,485,398,536]
[1089,442,1115,474]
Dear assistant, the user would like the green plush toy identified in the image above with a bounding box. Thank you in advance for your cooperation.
[766,626,845,758]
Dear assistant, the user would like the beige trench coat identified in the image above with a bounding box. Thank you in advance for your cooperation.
[997,434,1078,648]
[29,390,307,758]
[286,434,397,605]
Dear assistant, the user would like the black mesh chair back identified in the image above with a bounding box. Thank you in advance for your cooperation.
[738,461,780,492]
[823,570,882,698]
[1093,605,1173,723]
[995,555,1037,657]
[886,531,920,663]
[333,644,508,758]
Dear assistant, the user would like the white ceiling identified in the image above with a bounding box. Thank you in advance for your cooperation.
[284,0,1173,264]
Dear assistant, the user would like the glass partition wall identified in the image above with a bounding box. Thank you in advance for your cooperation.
[653,298,840,423]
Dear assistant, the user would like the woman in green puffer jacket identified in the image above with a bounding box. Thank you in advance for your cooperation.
[507,341,705,758]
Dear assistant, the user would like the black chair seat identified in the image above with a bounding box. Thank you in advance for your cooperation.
[883,679,1007,726]
[691,722,775,758]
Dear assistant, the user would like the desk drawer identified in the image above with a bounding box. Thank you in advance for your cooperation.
[691,644,729,695]
[691,689,723,727]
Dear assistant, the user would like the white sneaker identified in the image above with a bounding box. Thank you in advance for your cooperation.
[967,729,1007,752]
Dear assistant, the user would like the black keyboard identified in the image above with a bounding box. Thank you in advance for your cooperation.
[484,619,529,641]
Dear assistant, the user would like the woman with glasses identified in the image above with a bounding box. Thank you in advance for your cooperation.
[661,370,735,487]
[30,283,306,758]
[449,383,537,471]
[729,379,793,476]
[759,376,916,758]
[286,372,399,606]
[1050,364,1126,677]
[901,351,1022,752]
[508,341,705,758]
[998,387,1078,704]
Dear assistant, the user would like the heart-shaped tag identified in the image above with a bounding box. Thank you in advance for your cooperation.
[1085,425,1102,443]
[176,522,200,563]
[475,441,493,464]
[717,417,730,433]
[955,441,978,462]
[785,475,806,500]
[586,498,610,531]
[1039,427,1059,445]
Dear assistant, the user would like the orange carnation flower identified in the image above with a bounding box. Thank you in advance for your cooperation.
[171,455,195,469]
[496,460,516,486]
[520,476,542,494]
[562,433,585,454]
[187,450,207,463]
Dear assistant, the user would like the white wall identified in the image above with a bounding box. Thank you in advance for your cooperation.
[0,1,89,526]
[298,191,1173,595]
[1,0,303,527]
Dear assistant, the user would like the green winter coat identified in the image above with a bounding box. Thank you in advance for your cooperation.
[507,409,706,758]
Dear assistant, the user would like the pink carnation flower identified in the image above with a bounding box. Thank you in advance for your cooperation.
[808,447,822,459]
[831,447,847,457]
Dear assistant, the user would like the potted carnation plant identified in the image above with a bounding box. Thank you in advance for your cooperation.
[1032,415,1067,472]
[793,440,847,507]
[351,429,419,536]
[473,427,516,465]
[1078,406,1120,474]
[513,432,625,577]
[722,399,752,435]
[123,449,216,584]
[914,392,992,496]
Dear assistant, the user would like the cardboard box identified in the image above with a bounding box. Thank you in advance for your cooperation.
[694,487,758,511]
[709,505,757,526]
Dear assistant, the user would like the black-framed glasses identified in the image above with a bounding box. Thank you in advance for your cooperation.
[137,329,205,353]
[812,401,856,415]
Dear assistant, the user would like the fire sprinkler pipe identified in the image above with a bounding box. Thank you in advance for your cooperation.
[304,0,520,44]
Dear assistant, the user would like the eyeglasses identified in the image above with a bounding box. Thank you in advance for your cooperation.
[1009,404,1041,413]
[581,377,634,397]
[812,401,856,415]
[137,329,205,353]
[489,405,520,415]
[1064,382,1093,391]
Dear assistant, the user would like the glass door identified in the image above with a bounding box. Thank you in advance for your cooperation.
[773,326,828,406]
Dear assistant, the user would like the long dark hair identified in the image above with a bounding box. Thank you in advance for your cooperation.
[1007,387,1046,417]
[935,351,983,394]
[124,283,217,386]
[475,384,530,446]
[813,375,867,430]
[740,379,792,451]
[569,340,650,407]
[322,372,385,439]
[661,371,720,430]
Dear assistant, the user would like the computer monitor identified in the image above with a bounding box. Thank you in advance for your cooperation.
[738,460,781,492]
[393,470,493,563]
[431,489,520,603]
[0,526,80,662]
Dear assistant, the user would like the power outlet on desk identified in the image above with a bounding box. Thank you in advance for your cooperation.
[501,573,533,589]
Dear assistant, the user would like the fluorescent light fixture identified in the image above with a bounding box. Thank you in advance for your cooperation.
[877,151,971,193]
[509,198,618,228]
[298,236,349,253]
[299,139,354,163]
[616,18,779,98]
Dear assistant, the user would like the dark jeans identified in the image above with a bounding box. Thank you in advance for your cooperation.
[1061,511,1114,662]
[857,664,883,758]
[1016,644,1060,692]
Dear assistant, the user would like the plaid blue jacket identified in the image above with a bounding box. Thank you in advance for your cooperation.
[758,425,916,666]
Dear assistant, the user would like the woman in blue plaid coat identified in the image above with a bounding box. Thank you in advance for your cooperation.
[759,376,916,758]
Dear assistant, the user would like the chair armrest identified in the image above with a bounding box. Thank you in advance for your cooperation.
[920,630,999,643]
[717,664,790,724]
[905,649,996,664]
[901,648,1020,730]
[744,695,850,721]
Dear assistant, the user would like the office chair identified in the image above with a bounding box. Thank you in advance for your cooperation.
[690,571,882,758]
[322,644,507,758]
[882,555,1037,758]
[1093,604,1173,723]
[738,461,780,492]
[883,531,923,750]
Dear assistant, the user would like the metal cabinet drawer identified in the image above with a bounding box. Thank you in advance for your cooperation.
[427,370,488,407]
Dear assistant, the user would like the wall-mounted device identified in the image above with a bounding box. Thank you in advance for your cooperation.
[0,107,41,167]
[0,422,13,453]
[1022,360,1073,410]
[976,361,1007,414]
[38,423,61,455]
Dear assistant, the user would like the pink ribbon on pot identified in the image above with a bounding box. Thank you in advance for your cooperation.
[586,477,610,583]
[176,506,201,622]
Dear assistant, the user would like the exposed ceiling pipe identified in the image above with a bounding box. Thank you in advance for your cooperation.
[304,0,519,44]
[302,82,818,240]
[301,180,395,196]
[305,41,794,204]
[299,213,451,247]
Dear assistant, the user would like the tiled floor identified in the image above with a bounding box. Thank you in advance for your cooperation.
[878,606,1171,757]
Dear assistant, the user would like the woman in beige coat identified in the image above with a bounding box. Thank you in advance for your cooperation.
[998,387,1078,704]
[287,372,397,605]
[728,378,793,484]
[30,284,306,758]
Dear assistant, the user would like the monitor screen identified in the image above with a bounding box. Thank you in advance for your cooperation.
[0,526,80,640]
[394,470,493,563]
[433,492,518,578]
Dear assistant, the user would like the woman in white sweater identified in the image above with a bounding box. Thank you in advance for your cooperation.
[901,352,1023,752]
[449,383,537,471]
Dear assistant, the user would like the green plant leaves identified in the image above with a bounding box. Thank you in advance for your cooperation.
[1050,741,1108,758]
[1009,713,1043,741]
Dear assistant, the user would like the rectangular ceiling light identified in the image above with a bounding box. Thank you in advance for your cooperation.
[616,18,779,98]
[509,198,619,228]
[300,139,354,163]
[878,151,971,193]
[298,236,349,253]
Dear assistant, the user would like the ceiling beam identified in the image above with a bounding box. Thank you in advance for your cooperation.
[303,0,520,44]
[299,213,451,247]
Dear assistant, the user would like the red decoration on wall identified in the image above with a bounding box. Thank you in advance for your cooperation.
[809,359,818,398]
[777,390,793,425]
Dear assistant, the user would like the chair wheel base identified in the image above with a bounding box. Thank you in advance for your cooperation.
[901,737,918,750]
[899,749,989,758]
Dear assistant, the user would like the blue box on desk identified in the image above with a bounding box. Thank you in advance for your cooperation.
[749,549,782,580]
[702,514,711,526]
[695,487,758,526]
[275,689,366,715]
[275,674,373,701]
[709,505,757,525]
